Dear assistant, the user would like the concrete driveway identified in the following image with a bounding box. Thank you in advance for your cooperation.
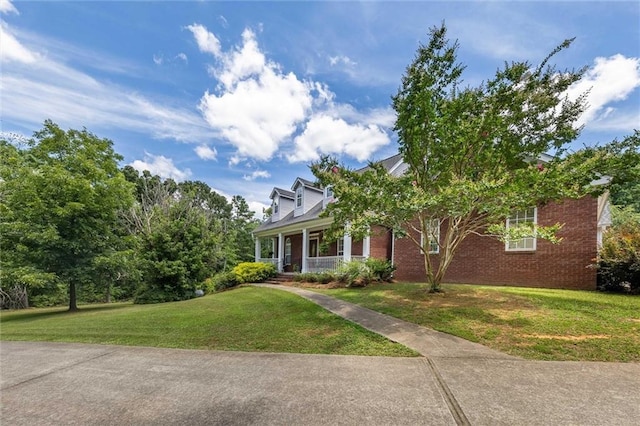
[2,341,640,425]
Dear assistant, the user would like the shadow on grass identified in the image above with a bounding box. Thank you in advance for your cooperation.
[0,303,132,323]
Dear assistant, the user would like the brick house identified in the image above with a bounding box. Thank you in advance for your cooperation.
[253,154,611,290]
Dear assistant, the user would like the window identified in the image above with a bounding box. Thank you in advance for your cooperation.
[273,200,279,214]
[506,208,537,251]
[337,238,344,256]
[420,219,440,254]
[325,186,334,199]
[284,238,292,265]
[296,187,303,208]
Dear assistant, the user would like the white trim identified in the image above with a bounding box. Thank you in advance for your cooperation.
[505,207,537,251]
[302,228,308,272]
[284,237,292,266]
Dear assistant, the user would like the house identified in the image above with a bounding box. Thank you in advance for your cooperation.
[252,154,611,290]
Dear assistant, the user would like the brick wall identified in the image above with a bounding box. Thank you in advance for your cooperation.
[393,197,598,290]
[370,226,393,260]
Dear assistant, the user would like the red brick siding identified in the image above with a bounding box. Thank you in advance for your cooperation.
[393,197,598,290]
[370,226,393,260]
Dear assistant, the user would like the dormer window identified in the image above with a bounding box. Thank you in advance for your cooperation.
[296,187,303,208]
[325,186,334,199]
[273,200,279,214]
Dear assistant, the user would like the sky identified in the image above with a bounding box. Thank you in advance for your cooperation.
[1,0,639,218]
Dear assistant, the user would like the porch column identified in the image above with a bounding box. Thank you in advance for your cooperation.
[363,235,371,258]
[278,232,284,272]
[254,237,261,262]
[302,228,308,272]
[343,232,352,262]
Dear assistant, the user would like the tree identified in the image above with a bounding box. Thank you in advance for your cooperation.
[121,169,257,303]
[0,121,134,310]
[312,24,637,292]
[607,131,640,212]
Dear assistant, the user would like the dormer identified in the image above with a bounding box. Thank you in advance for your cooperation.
[323,185,335,209]
[292,178,324,217]
[269,187,295,222]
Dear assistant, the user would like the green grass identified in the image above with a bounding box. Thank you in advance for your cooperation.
[0,286,417,357]
[312,283,640,362]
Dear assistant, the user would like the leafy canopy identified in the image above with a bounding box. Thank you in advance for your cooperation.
[0,120,134,310]
[312,23,636,291]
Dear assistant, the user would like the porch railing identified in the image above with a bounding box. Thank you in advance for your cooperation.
[306,256,366,273]
[258,258,281,271]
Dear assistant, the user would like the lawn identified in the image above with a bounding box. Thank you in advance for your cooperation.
[0,286,417,357]
[311,283,640,362]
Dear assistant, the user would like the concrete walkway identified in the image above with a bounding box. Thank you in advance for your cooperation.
[254,284,513,360]
[2,286,640,425]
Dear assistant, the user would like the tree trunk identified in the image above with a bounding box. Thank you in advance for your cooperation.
[68,282,78,311]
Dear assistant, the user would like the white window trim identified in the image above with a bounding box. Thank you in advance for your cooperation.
[505,207,537,252]
[420,219,440,254]
[295,187,303,208]
[337,238,344,256]
[284,237,292,265]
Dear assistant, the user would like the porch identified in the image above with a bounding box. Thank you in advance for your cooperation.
[254,227,370,274]
[257,255,367,273]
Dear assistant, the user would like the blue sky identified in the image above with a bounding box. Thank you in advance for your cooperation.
[2,1,639,217]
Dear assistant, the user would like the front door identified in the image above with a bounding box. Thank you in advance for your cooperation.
[309,236,319,257]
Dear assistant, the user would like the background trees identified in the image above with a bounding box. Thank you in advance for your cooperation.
[313,24,638,292]
[121,168,258,303]
[1,122,259,309]
[1,121,134,310]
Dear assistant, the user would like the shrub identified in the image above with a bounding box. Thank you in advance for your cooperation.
[337,261,373,287]
[596,206,640,294]
[317,272,336,284]
[293,272,336,284]
[231,262,277,284]
[201,277,217,294]
[212,272,240,292]
[365,258,396,282]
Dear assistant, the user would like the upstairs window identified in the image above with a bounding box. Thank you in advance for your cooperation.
[296,187,303,208]
[420,219,440,254]
[273,200,279,214]
[506,208,537,251]
[325,186,334,199]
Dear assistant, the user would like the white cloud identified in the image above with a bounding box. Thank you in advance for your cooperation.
[1,22,212,143]
[193,25,392,164]
[243,170,271,181]
[197,27,313,161]
[329,55,356,67]
[289,114,389,162]
[0,22,37,63]
[567,54,640,129]
[194,144,218,160]
[0,0,18,15]
[130,153,192,182]
[247,200,269,220]
[186,23,221,57]
[153,53,163,65]
[176,52,188,63]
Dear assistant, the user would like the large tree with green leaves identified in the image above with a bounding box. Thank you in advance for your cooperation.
[312,24,637,292]
[0,121,134,310]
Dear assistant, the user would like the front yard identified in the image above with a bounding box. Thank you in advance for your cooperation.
[310,283,640,362]
[0,287,417,357]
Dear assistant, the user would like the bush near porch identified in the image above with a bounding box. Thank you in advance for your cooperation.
[292,259,396,287]
[205,262,277,293]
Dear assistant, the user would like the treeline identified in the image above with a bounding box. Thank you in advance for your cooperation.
[1,121,257,310]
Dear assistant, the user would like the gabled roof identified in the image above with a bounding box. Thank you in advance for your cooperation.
[254,199,326,234]
[270,187,295,200]
[291,177,323,192]
[356,153,404,174]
